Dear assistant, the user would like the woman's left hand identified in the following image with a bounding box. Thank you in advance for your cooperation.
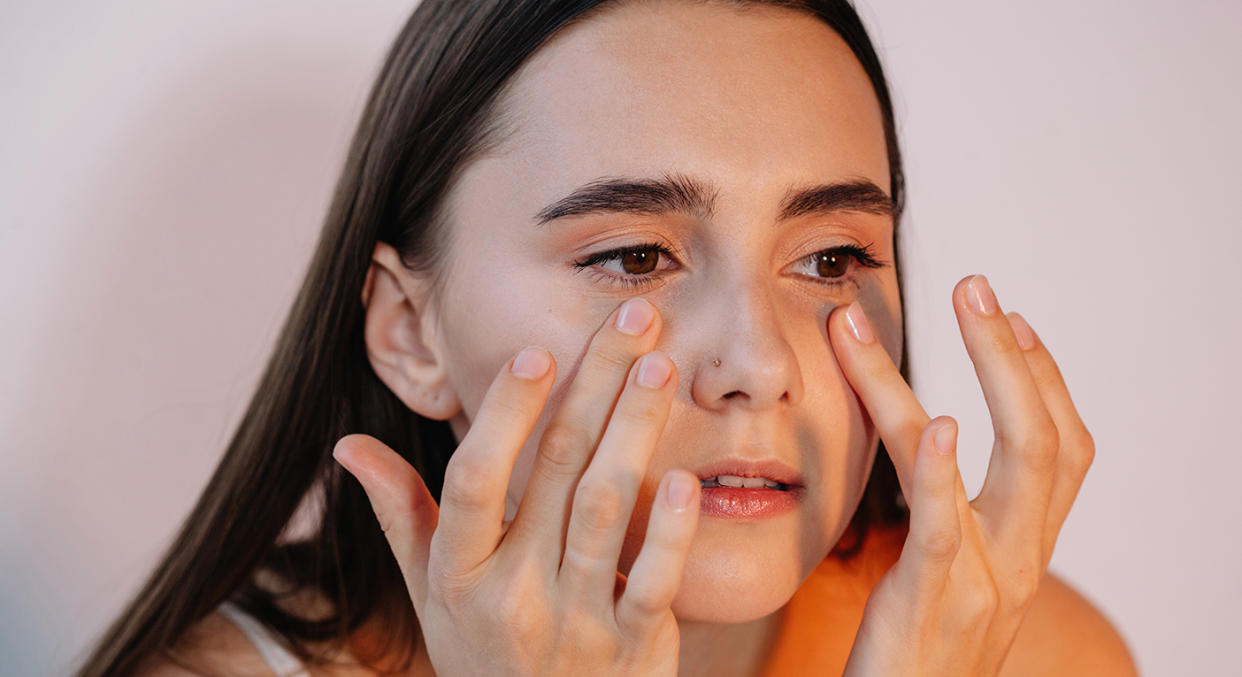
[829,274,1096,677]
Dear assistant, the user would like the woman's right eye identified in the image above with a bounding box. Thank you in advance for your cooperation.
[570,241,679,291]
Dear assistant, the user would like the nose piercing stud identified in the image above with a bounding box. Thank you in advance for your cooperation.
[713,358,721,367]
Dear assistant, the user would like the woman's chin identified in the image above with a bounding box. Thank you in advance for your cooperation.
[666,526,810,623]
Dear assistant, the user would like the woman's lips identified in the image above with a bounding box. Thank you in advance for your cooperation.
[698,485,804,519]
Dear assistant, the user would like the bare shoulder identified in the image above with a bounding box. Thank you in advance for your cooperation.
[132,608,433,677]
[999,570,1139,677]
[130,610,280,677]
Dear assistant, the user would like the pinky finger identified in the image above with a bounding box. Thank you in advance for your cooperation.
[614,469,700,638]
[892,416,963,613]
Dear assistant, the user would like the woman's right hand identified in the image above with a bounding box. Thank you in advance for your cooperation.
[332,297,700,676]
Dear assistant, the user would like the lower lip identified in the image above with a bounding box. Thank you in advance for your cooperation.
[699,486,802,519]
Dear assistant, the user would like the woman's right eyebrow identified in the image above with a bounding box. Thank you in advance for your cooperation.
[532,171,893,227]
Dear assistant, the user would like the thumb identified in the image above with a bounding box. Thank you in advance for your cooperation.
[333,433,438,609]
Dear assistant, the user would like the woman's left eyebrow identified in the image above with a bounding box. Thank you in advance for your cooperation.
[532,171,893,227]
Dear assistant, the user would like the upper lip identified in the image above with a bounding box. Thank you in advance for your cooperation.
[694,457,804,487]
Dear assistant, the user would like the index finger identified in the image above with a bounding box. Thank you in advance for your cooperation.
[827,300,929,499]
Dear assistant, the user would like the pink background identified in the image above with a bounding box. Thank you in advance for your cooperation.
[3,1,1238,674]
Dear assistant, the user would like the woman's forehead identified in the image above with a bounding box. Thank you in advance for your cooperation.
[482,0,892,217]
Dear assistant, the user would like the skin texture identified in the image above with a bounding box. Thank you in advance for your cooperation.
[342,2,1134,676]
[361,3,900,673]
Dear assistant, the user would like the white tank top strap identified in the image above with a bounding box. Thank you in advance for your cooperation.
[217,600,313,677]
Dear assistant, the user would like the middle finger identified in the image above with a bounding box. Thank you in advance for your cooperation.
[507,297,663,566]
[951,275,1059,551]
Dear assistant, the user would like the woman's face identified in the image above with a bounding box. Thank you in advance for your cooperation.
[424,2,901,623]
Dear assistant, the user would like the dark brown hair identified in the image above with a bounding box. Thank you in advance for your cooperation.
[72,1,909,674]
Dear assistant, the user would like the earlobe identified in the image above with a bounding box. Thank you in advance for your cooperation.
[362,242,461,421]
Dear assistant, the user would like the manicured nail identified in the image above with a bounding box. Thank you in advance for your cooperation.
[1008,313,1036,350]
[933,419,957,455]
[967,275,998,316]
[511,346,551,380]
[616,297,655,335]
[845,302,875,344]
[667,472,696,511]
[636,352,671,389]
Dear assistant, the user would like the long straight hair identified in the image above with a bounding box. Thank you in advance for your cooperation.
[72,1,909,674]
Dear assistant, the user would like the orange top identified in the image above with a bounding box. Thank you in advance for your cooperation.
[759,520,909,677]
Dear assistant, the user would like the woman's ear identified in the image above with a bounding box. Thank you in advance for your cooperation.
[361,241,461,420]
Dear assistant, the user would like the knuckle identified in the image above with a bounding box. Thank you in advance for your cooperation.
[919,526,961,561]
[428,562,483,604]
[1006,567,1043,607]
[537,423,592,478]
[960,579,1000,624]
[495,595,541,640]
[592,343,640,372]
[618,615,679,664]
[625,582,671,621]
[1000,421,1060,472]
[373,505,413,536]
[574,479,626,532]
[618,394,666,425]
[1026,425,1060,467]
[441,457,493,511]
[1068,427,1096,474]
[489,563,547,633]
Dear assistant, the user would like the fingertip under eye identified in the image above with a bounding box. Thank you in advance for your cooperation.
[844,301,876,344]
[636,351,673,389]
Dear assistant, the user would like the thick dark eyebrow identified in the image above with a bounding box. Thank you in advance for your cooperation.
[532,172,892,227]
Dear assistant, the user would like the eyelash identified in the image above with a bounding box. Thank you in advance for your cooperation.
[571,240,887,292]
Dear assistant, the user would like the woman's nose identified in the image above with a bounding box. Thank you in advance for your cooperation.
[688,278,804,411]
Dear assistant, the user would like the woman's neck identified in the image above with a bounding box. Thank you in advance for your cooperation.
[675,604,788,677]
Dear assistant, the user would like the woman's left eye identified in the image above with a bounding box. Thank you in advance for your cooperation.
[790,242,887,290]
[571,241,887,291]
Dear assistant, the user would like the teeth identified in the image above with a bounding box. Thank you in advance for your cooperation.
[701,474,781,489]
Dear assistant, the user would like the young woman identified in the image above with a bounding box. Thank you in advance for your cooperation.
[74,1,1137,675]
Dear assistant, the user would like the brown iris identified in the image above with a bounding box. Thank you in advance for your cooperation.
[815,251,850,279]
[620,249,659,275]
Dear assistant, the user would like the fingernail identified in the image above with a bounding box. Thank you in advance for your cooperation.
[933,420,957,455]
[332,441,357,474]
[845,302,875,344]
[511,346,551,380]
[667,472,696,511]
[967,275,998,316]
[1008,313,1036,350]
[636,352,671,389]
[616,297,655,335]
